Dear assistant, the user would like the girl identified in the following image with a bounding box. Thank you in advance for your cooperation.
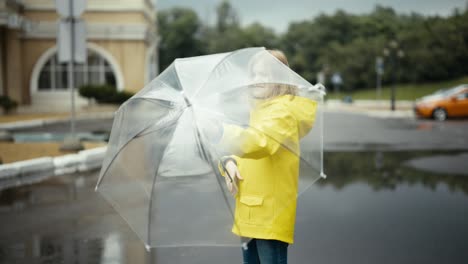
[219,50,318,264]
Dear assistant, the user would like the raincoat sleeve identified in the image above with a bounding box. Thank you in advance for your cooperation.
[220,105,297,159]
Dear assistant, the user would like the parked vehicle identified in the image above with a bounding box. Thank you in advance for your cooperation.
[414,84,468,121]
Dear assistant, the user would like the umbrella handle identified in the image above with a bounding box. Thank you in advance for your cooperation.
[220,157,237,182]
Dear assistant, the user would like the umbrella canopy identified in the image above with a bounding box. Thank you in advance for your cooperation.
[95,47,326,250]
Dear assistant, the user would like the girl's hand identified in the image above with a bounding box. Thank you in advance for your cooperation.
[224,160,243,196]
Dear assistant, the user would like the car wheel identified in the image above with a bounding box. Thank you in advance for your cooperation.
[433,108,447,121]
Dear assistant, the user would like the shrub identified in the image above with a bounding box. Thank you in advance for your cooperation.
[94,85,118,103]
[79,85,134,104]
[77,85,97,100]
[110,91,134,103]
[0,95,18,114]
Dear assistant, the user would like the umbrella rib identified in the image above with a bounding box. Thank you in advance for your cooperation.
[146,118,181,249]
[95,105,183,190]
[121,95,179,110]
[171,61,188,102]
[96,97,181,188]
[150,243,241,248]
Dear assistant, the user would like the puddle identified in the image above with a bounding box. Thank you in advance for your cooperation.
[405,152,468,176]
[0,151,467,263]
[319,151,468,194]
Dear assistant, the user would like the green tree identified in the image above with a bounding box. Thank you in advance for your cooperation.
[215,0,239,33]
[281,5,468,89]
[158,7,205,70]
[204,0,244,53]
[156,4,468,91]
[242,22,278,48]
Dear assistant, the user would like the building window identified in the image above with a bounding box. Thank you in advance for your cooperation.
[38,49,116,91]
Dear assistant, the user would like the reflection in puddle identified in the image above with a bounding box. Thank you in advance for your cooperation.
[100,234,124,263]
[0,233,138,264]
[319,151,468,194]
[405,152,468,176]
[0,151,467,263]
[417,122,435,131]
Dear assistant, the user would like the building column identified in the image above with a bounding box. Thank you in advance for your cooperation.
[5,29,23,103]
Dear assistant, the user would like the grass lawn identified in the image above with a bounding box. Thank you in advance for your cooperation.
[326,76,468,101]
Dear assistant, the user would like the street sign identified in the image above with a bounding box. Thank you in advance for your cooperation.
[376,56,384,75]
[317,71,325,85]
[57,19,87,63]
[56,0,87,18]
[331,73,343,86]
[55,0,88,151]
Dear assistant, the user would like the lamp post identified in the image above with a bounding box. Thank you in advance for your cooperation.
[56,0,87,151]
[375,56,384,100]
[383,40,404,111]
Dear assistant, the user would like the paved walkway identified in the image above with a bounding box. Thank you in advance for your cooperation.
[325,99,414,118]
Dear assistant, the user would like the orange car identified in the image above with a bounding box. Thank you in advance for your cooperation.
[414,84,468,121]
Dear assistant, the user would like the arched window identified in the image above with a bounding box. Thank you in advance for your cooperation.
[37,49,116,91]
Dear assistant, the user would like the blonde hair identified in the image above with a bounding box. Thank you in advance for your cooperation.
[268,49,289,67]
[266,49,297,98]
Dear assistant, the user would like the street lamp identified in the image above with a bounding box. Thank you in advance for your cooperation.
[56,0,87,151]
[375,56,384,100]
[383,40,404,111]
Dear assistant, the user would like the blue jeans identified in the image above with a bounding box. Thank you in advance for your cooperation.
[242,238,288,264]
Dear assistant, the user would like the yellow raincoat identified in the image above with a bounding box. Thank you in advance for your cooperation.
[219,94,317,244]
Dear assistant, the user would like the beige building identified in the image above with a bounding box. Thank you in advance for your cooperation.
[0,0,158,111]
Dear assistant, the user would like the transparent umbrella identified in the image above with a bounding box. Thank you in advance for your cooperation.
[95,47,326,250]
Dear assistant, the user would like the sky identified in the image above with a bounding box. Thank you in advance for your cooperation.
[155,0,468,33]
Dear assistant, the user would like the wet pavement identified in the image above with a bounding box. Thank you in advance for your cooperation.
[324,112,468,151]
[0,150,468,263]
[1,113,468,263]
[9,112,468,151]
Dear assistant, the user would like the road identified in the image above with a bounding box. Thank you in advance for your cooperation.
[1,112,468,263]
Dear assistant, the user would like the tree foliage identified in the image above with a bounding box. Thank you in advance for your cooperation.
[158,7,204,70]
[157,3,468,90]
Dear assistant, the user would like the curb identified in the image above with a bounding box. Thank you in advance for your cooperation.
[0,147,107,191]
